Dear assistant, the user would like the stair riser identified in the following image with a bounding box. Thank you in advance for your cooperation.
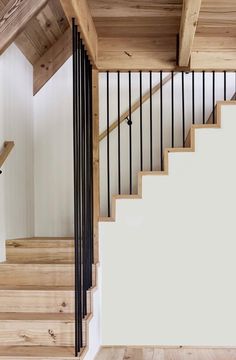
[0,320,74,346]
[0,290,74,313]
[0,265,74,287]
[6,239,74,248]
[6,248,74,264]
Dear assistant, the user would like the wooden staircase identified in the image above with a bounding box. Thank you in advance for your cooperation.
[0,238,85,359]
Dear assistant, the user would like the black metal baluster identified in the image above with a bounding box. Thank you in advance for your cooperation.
[150,71,153,170]
[128,71,132,194]
[203,71,205,124]
[106,72,110,216]
[182,72,185,147]
[140,71,143,171]
[72,19,80,356]
[212,71,215,124]
[192,71,195,125]
[224,70,226,100]
[117,71,121,194]
[81,42,87,318]
[171,71,174,147]
[160,71,163,169]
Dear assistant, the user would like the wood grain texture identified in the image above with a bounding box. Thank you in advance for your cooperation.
[0,346,75,357]
[15,0,70,65]
[92,69,100,263]
[0,0,48,54]
[191,51,236,70]
[0,289,74,313]
[178,0,202,66]
[0,141,14,168]
[60,0,98,65]
[95,347,236,360]
[33,27,72,95]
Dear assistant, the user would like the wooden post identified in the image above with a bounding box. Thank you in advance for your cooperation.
[92,69,100,263]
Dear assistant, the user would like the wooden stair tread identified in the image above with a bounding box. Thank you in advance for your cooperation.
[0,346,75,357]
[0,313,75,321]
[6,238,74,249]
[0,285,74,290]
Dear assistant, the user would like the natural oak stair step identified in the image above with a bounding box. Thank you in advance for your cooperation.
[0,313,75,347]
[0,286,91,314]
[0,289,74,313]
[0,264,75,287]
[6,238,74,248]
[6,238,74,264]
[0,346,75,358]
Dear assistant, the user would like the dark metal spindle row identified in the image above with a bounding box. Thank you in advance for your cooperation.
[104,70,232,216]
[72,20,94,356]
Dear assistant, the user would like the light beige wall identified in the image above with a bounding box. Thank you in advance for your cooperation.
[100,104,236,346]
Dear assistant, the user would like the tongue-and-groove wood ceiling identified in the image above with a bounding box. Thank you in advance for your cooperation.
[0,0,236,94]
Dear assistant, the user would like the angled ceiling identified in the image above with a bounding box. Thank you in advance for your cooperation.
[0,0,236,94]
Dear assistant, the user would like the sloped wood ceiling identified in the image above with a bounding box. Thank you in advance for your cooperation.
[1,0,236,93]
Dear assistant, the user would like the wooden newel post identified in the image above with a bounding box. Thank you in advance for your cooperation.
[92,69,100,264]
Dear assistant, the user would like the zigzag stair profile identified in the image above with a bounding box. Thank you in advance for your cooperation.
[0,238,95,359]
[99,102,231,223]
[99,102,236,346]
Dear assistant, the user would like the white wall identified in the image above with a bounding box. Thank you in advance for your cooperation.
[0,44,34,258]
[100,104,236,346]
[99,72,236,216]
[34,58,73,237]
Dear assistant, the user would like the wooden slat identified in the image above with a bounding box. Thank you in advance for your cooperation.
[6,247,74,264]
[60,0,98,65]
[191,51,236,70]
[88,0,182,18]
[97,51,176,71]
[33,27,72,95]
[99,73,175,142]
[0,346,75,357]
[0,0,48,54]
[0,141,14,168]
[178,0,202,66]
[92,69,100,263]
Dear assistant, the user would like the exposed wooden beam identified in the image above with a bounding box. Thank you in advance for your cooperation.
[60,0,98,66]
[33,28,72,95]
[0,0,48,55]
[178,0,202,67]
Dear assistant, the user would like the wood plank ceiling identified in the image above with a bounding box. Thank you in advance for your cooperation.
[1,0,236,93]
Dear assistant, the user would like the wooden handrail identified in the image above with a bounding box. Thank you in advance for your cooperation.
[0,141,14,168]
[99,73,176,142]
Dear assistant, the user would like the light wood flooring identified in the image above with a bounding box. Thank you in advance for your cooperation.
[95,347,236,360]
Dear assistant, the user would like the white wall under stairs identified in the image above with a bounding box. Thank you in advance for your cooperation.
[99,104,236,346]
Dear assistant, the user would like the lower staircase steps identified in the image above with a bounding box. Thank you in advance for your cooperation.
[0,237,81,358]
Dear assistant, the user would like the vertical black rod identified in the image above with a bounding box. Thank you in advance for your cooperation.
[149,71,153,171]
[160,71,163,170]
[117,71,121,195]
[224,70,226,101]
[212,71,215,124]
[192,71,195,125]
[128,71,132,194]
[140,71,143,171]
[171,71,174,147]
[203,71,205,124]
[106,72,110,216]
[182,72,185,147]
[72,18,79,356]
[81,42,87,318]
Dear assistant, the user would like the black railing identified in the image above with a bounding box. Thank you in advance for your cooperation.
[101,71,236,217]
[72,19,94,356]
